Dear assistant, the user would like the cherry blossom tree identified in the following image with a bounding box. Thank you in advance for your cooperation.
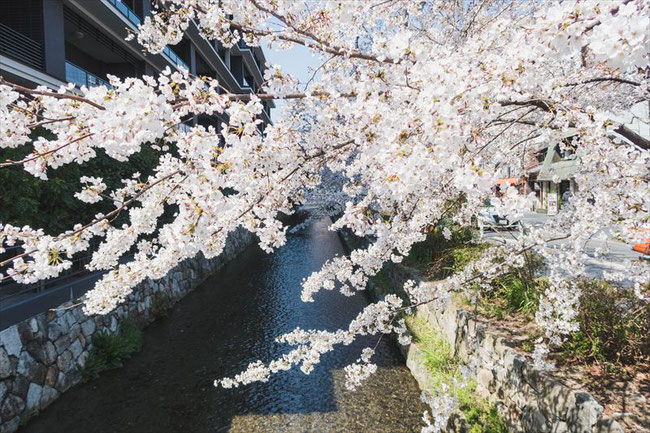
[1,1,648,430]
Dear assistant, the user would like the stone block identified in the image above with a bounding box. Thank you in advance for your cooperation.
[55,370,80,393]
[63,312,77,331]
[76,351,89,369]
[25,340,57,366]
[566,393,603,431]
[11,375,28,398]
[0,416,19,433]
[540,380,573,419]
[69,339,83,360]
[41,341,58,365]
[72,307,86,323]
[25,383,42,410]
[0,327,22,357]
[529,408,549,432]
[39,385,59,410]
[551,420,569,433]
[19,358,45,386]
[16,321,38,344]
[110,317,118,333]
[0,394,24,420]
[0,380,8,403]
[477,367,495,392]
[53,334,71,355]
[16,350,46,383]
[593,419,624,433]
[46,319,66,341]
[44,366,57,388]
[67,323,81,341]
[56,351,74,373]
[0,348,12,379]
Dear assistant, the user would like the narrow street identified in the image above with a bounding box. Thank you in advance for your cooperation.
[481,212,645,281]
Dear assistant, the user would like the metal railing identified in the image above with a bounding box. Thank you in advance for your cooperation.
[0,23,44,70]
[163,46,190,71]
[65,62,111,88]
[105,0,189,72]
[107,0,142,26]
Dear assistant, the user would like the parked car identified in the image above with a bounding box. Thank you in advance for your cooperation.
[475,198,521,232]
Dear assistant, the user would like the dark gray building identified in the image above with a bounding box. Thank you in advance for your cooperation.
[0,0,273,128]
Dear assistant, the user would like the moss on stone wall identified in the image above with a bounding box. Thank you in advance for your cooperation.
[405,315,508,433]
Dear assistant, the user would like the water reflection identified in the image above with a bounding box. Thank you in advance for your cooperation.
[22,216,426,433]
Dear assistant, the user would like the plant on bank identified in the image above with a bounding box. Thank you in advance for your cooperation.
[559,279,650,366]
[82,319,143,381]
[448,244,649,366]
[0,1,648,430]
[406,316,508,433]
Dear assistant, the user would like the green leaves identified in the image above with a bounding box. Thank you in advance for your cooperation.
[82,319,143,381]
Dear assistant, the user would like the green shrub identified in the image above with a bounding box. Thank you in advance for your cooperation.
[82,319,143,381]
[560,280,650,366]
[456,383,509,433]
[458,250,544,320]
[406,315,456,388]
[403,222,477,278]
[449,244,490,275]
[0,128,161,234]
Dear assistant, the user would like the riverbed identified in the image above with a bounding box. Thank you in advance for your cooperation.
[21,216,426,433]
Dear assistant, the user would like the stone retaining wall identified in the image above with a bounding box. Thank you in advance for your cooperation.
[0,228,253,433]
[337,229,624,433]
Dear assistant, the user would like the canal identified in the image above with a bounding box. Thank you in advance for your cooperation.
[21,216,426,433]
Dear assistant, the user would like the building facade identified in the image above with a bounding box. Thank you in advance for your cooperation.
[0,0,272,128]
[524,130,578,214]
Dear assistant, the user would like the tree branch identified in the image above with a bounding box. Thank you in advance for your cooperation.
[0,78,106,110]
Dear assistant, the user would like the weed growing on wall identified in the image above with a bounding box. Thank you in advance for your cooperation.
[82,319,143,381]
[405,315,508,433]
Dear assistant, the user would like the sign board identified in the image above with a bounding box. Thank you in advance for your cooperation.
[547,192,558,215]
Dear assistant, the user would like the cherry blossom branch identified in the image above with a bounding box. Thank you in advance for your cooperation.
[563,77,641,87]
[0,170,181,268]
[0,133,94,168]
[247,0,401,64]
[0,78,106,110]
[499,98,650,150]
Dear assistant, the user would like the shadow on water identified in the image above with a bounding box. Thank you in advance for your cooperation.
[21,217,427,433]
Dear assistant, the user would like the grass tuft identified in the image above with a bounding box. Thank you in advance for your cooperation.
[82,319,143,381]
[405,315,508,433]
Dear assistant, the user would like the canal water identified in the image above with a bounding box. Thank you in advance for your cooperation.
[21,216,426,433]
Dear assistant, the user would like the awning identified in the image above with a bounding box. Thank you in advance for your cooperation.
[496,177,526,185]
[537,159,577,182]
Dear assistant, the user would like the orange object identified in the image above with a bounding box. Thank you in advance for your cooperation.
[632,240,650,255]
[496,177,525,185]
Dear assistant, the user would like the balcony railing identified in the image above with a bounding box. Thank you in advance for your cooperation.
[65,62,111,88]
[0,23,44,70]
[163,46,190,71]
[107,0,142,26]
[106,0,189,72]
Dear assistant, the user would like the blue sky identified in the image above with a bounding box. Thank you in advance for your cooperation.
[263,42,322,121]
